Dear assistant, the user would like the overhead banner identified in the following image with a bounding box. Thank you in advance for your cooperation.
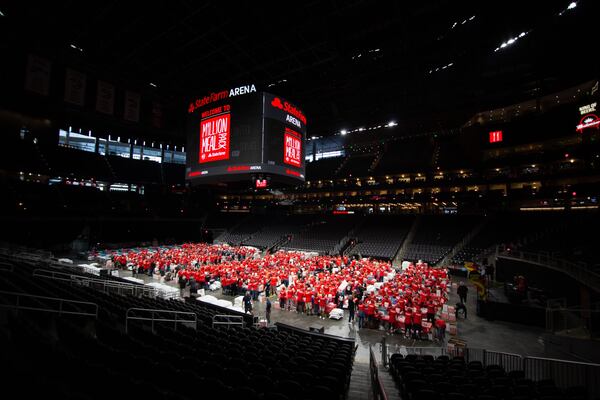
[151,101,163,128]
[64,68,86,106]
[96,80,115,115]
[123,91,141,122]
[24,54,51,96]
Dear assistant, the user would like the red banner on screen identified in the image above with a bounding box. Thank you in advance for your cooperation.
[284,128,302,167]
[255,179,268,188]
[200,113,230,163]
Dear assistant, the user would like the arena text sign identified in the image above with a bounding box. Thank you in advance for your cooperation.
[188,84,257,113]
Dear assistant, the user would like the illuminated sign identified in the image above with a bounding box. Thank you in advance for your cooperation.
[271,96,307,125]
[200,113,230,163]
[188,84,256,113]
[489,130,503,143]
[579,102,597,115]
[576,114,600,132]
[284,128,302,167]
[255,179,268,188]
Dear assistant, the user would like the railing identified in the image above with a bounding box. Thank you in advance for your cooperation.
[369,346,388,400]
[497,249,600,291]
[382,344,600,398]
[0,290,98,318]
[125,308,197,334]
[524,356,600,396]
[33,268,160,298]
[546,307,600,339]
[212,314,244,329]
[484,350,524,372]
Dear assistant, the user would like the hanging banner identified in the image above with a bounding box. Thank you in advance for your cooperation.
[96,80,115,115]
[64,68,86,106]
[123,91,141,122]
[24,54,51,96]
[152,101,163,128]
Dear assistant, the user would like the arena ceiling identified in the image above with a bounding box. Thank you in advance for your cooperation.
[2,0,598,137]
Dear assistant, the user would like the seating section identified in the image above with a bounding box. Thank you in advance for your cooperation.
[283,215,358,254]
[451,213,578,265]
[348,215,413,260]
[243,223,303,249]
[405,216,481,265]
[337,153,378,177]
[217,216,263,246]
[375,136,434,175]
[204,212,246,231]
[45,146,114,181]
[162,163,186,185]
[306,157,345,180]
[389,353,586,400]
[0,135,48,175]
[106,155,162,184]
[520,213,600,273]
[0,256,354,400]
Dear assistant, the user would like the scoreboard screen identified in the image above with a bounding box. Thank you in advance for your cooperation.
[186,87,306,184]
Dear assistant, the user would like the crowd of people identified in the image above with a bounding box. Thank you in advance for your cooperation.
[105,243,451,340]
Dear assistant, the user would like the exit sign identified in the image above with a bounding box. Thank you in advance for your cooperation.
[489,130,503,143]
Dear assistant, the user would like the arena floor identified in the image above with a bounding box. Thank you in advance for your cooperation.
[114,268,546,362]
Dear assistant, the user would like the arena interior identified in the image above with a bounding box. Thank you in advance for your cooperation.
[1,2,600,399]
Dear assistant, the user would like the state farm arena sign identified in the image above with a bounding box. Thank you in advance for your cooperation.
[188,84,257,114]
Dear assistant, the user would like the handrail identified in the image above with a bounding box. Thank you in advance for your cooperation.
[212,314,244,329]
[497,249,600,291]
[369,345,388,400]
[383,344,600,398]
[125,308,197,334]
[33,268,160,298]
[0,290,98,318]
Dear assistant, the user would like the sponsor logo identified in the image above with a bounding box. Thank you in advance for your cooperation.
[270,96,307,125]
[188,84,256,113]
[285,168,301,177]
[271,97,284,109]
[227,165,251,172]
[576,114,600,132]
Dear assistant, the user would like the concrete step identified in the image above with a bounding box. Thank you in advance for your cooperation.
[378,365,401,400]
[348,362,370,400]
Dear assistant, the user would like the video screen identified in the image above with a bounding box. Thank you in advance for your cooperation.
[186,91,306,184]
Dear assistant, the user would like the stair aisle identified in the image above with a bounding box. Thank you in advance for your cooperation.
[347,362,370,400]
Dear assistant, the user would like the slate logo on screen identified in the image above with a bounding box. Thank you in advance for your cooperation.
[284,128,302,167]
[271,97,284,109]
[200,113,230,163]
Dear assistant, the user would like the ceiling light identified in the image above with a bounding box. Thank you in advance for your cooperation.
[149,82,157,87]
[568,2,577,9]
[0,10,5,17]
[340,130,347,136]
